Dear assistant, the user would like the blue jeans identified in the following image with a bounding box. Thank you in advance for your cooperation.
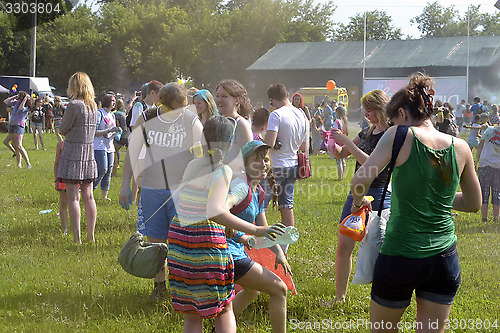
[263,165,298,209]
[93,150,114,191]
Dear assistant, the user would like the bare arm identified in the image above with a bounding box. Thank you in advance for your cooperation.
[263,130,278,148]
[453,140,481,212]
[206,168,277,236]
[350,128,394,210]
[3,95,17,105]
[255,212,292,275]
[119,117,145,209]
[235,119,253,150]
[330,130,363,160]
[54,141,63,185]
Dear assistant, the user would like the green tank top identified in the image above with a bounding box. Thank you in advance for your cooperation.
[381,127,460,258]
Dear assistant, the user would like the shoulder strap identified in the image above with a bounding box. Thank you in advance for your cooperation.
[230,177,253,215]
[257,183,265,207]
[140,100,148,121]
[377,125,408,216]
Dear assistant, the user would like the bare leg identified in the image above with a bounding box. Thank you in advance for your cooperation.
[101,189,109,200]
[279,207,294,227]
[59,190,69,234]
[66,183,82,243]
[80,183,97,242]
[182,313,203,333]
[415,297,452,333]
[32,128,38,149]
[147,237,168,283]
[493,204,499,221]
[481,203,488,221]
[370,300,406,333]
[3,134,15,154]
[234,263,287,333]
[11,133,30,168]
[214,302,237,333]
[334,231,356,302]
[38,130,45,150]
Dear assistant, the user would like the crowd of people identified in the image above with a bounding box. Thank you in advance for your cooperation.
[3,71,500,332]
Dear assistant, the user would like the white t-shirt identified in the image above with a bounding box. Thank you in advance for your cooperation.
[479,126,500,169]
[267,105,308,168]
[456,104,466,118]
[130,101,151,128]
[94,108,116,153]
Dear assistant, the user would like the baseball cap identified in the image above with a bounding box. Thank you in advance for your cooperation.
[241,140,270,160]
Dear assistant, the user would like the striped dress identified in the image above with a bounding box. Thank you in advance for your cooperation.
[167,165,234,318]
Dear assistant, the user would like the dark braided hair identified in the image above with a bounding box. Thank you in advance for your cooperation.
[203,115,235,170]
[244,146,278,209]
[385,73,435,122]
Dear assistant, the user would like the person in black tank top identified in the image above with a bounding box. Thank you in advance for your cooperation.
[328,89,391,304]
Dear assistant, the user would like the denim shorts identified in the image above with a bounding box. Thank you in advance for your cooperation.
[137,188,176,240]
[371,242,461,308]
[8,125,24,135]
[263,165,298,209]
[478,166,500,205]
[30,122,43,128]
[234,257,256,281]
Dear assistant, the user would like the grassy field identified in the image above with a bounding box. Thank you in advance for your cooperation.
[0,131,499,332]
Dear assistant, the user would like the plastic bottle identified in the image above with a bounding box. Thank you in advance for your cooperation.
[339,196,374,241]
[248,226,299,249]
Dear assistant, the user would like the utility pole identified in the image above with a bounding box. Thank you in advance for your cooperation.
[30,0,37,77]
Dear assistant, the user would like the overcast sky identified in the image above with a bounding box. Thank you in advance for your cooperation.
[317,0,498,38]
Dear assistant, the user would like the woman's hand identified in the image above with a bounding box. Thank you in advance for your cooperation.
[119,186,133,210]
[275,251,292,276]
[350,196,373,214]
[240,235,253,249]
[330,129,348,145]
[255,223,286,239]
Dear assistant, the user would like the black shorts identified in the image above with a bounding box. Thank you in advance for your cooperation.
[233,257,256,281]
[371,242,461,308]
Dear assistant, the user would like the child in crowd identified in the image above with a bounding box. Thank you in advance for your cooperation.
[251,107,269,141]
[226,140,290,333]
[167,116,284,333]
[54,141,69,235]
[464,113,489,152]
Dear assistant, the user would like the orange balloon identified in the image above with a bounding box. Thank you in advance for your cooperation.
[326,80,336,91]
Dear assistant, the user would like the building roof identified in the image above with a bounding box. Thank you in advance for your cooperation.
[247,36,500,71]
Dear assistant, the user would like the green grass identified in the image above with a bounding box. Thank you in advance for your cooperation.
[0,132,499,332]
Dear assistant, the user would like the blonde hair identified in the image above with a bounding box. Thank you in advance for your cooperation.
[361,89,389,132]
[67,72,97,110]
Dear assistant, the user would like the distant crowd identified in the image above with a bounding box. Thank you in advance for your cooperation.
[2,72,499,333]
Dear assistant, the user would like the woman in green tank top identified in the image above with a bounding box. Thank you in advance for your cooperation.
[350,73,481,333]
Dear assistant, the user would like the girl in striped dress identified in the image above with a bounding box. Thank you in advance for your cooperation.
[168,116,285,333]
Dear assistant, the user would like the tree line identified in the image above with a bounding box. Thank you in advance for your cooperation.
[1,0,499,95]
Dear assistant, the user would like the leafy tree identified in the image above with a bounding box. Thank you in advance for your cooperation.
[333,10,402,41]
[0,12,30,75]
[411,2,460,38]
[412,3,500,38]
[36,6,107,92]
[280,0,336,42]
